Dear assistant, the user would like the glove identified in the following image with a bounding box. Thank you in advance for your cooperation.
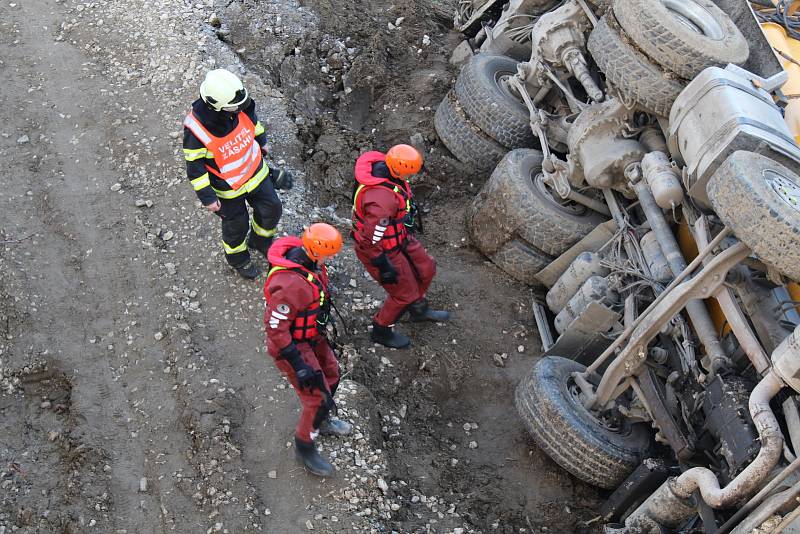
[270,167,294,191]
[281,344,317,391]
[372,253,398,285]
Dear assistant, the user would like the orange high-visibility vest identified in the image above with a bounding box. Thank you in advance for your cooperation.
[183,111,263,190]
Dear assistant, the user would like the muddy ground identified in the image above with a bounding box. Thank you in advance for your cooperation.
[0,0,599,532]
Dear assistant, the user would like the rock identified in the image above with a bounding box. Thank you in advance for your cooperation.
[518,345,525,353]
[110,183,122,192]
[377,478,388,494]
[422,35,431,46]
[450,40,474,66]
[492,353,506,367]
[154,332,164,341]
[139,477,148,492]
[349,278,357,288]
[409,132,425,152]
[16,134,29,144]
[306,520,314,530]
[164,263,176,275]
[268,470,277,479]
[134,199,148,207]
[395,16,404,26]
[161,230,174,241]
[468,441,478,449]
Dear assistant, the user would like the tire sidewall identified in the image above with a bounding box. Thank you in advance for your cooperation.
[612,0,748,78]
[535,357,650,459]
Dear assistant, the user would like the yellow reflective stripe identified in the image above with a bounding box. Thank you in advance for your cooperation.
[183,148,208,161]
[269,267,325,305]
[251,218,277,238]
[353,184,367,210]
[255,121,265,136]
[212,163,270,199]
[268,266,287,277]
[205,152,215,159]
[191,174,211,191]
[222,238,248,255]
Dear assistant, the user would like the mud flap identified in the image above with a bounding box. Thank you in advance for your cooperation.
[542,300,621,367]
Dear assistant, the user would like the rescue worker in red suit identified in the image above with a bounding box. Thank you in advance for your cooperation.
[352,145,449,349]
[183,69,293,280]
[264,223,352,477]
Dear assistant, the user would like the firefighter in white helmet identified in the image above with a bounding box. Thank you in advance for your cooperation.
[182,69,293,279]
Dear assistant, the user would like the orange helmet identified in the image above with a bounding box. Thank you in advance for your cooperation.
[302,223,343,260]
[385,144,423,179]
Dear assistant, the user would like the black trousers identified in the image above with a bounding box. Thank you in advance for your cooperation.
[218,177,282,267]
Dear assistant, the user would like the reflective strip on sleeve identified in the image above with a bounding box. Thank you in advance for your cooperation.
[372,225,386,244]
[222,238,248,255]
[251,218,277,238]
[190,174,211,191]
[270,310,288,320]
[255,121,265,136]
[212,164,270,200]
[183,148,208,161]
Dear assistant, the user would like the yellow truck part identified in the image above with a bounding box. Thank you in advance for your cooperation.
[762,20,800,142]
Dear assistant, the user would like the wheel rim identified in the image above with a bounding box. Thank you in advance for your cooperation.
[533,172,587,216]
[495,71,529,112]
[662,0,724,40]
[566,376,623,434]
[765,169,800,213]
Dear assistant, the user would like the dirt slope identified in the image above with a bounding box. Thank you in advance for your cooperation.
[0,0,599,532]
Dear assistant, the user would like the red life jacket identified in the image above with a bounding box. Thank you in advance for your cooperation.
[265,237,329,342]
[351,151,412,251]
[183,110,263,190]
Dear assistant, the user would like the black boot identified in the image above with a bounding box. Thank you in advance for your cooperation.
[248,236,273,260]
[234,260,260,279]
[294,437,334,477]
[408,299,449,323]
[319,417,353,436]
[370,322,411,349]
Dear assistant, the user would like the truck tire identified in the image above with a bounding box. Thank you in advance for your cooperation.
[612,0,748,80]
[434,90,507,173]
[490,239,553,286]
[515,356,653,489]
[467,149,607,262]
[588,14,685,117]
[454,55,535,149]
[707,151,800,282]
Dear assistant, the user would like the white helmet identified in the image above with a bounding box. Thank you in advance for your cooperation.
[200,69,250,112]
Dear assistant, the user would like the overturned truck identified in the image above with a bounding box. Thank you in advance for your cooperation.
[437,0,800,531]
